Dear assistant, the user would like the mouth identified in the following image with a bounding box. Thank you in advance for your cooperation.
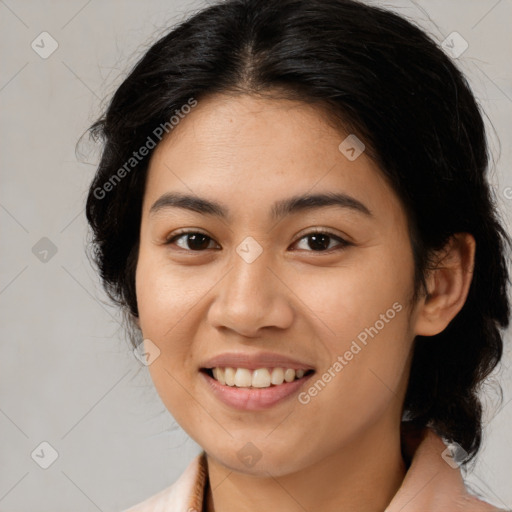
[200,365,315,410]
[201,367,315,388]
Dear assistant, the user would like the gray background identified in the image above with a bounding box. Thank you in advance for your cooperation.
[1,0,511,510]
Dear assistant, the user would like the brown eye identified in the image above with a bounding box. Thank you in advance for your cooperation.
[166,232,218,251]
[307,233,332,251]
[293,231,349,252]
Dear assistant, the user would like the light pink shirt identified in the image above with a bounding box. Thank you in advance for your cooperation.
[123,428,508,511]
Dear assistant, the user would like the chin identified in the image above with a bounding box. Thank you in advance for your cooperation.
[204,439,316,477]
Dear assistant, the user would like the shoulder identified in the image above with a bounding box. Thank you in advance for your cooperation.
[388,425,509,512]
[455,494,509,512]
[121,453,206,512]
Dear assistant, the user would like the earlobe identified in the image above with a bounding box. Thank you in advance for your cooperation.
[414,233,476,337]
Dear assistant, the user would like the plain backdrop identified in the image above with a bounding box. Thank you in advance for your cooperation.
[1,0,511,510]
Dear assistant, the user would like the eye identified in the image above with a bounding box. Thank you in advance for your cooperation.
[164,229,350,253]
[292,230,350,252]
[165,231,219,251]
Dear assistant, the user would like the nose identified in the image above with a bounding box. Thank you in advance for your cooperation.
[207,246,295,337]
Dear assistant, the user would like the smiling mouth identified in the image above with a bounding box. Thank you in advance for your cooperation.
[202,367,315,388]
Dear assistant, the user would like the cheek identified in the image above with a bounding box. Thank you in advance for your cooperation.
[134,253,209,427]
[134,251,215,397]
[295,285,412,450]
[292,247,413,341]
[135,249,213,336]
[292,248,414,402]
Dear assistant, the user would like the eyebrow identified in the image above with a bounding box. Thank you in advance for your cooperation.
[149,191,372,221]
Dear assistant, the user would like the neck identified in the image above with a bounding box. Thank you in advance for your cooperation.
[205,419,406,512]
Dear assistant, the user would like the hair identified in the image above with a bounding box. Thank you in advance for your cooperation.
[85,0,510,462]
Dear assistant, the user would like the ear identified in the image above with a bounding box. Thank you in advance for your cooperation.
[414,233,476,336]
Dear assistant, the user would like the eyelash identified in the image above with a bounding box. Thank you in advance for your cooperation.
[164,228,351,253]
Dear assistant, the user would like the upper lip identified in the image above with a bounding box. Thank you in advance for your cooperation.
[200,352,315,371]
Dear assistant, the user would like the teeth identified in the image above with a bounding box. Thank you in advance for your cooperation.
[213,367,226,385]
[271,367,284,385]
[284,368,295,382]
[224,367,236,386]
[252,368,271,388]
[234,368,252,387]
[210,367,309,388]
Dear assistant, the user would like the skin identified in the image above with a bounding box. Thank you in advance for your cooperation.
[134,93,475,512]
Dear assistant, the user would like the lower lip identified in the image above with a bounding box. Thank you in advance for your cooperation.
[201,371,314,411]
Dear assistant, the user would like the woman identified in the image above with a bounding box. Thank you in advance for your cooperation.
[86,0,511,510]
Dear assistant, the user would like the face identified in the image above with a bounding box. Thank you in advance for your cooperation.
[135,93,419,476]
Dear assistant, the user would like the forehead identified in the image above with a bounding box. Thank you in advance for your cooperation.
[143,93,403,225]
